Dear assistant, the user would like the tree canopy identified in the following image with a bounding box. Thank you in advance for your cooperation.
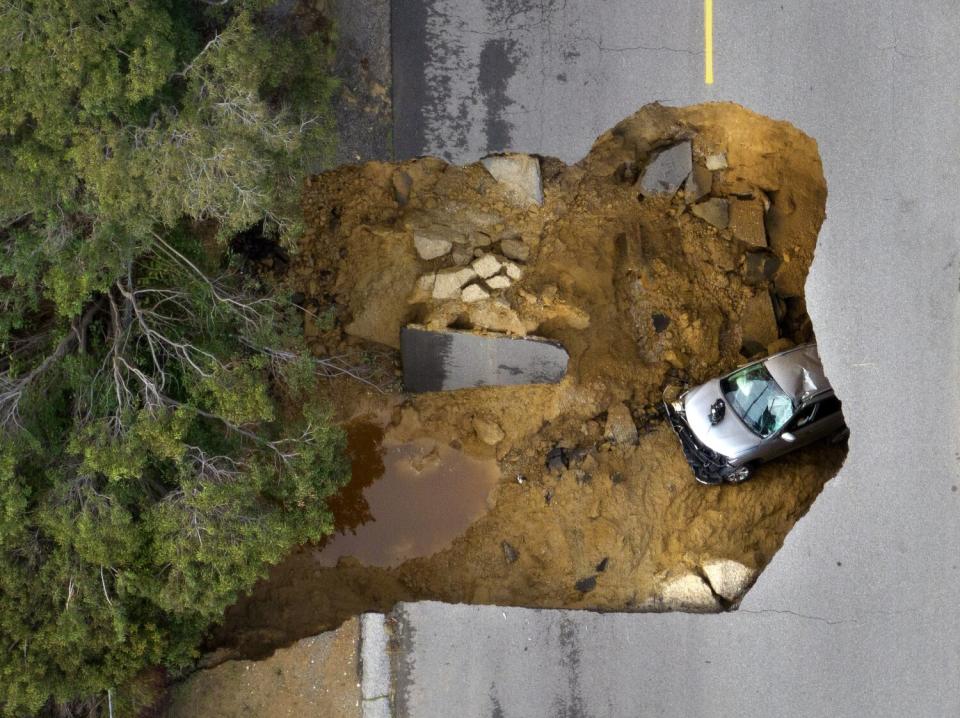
[0,1,346,714]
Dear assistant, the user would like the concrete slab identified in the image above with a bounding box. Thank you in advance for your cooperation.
[400,327,569,392]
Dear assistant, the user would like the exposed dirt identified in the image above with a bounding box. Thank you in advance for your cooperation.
[213,102,846,659]
[167,619,360,717]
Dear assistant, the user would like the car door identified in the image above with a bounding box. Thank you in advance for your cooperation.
[768,395,844,459]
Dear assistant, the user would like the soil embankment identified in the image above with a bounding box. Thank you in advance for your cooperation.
[215,102,846,659]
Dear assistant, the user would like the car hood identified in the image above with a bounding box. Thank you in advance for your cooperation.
[682,379,762,458]
[764,343,829,401]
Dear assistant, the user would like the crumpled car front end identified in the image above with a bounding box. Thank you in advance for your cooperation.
[663,396,738,485]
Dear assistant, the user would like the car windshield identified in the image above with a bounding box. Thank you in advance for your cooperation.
[721,363,795,438]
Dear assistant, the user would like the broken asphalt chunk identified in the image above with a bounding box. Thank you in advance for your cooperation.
[684,163,712,203]
[639,141,692,197]
[690,197,730,229]
[400,327,569,392]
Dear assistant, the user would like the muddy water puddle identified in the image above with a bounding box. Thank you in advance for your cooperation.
[314,420,499,567]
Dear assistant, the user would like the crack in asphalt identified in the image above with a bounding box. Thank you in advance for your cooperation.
[736,608,856,626]
[570,34,702,57]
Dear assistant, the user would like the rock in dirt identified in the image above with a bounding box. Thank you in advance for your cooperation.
[471,254,502,278]
[503,262,523,280]
[486,275,512,290]
[465,301,526,334]
[690,197,730,229]
[501,541,519,564]
[702,559,757,602]
[461,284,490,303]
[639,141,692,197]
[473,417,505,446]
[660,574,720,612]
[741,291,779,349]
[471,231,493,248]
[705,152,728,170]
[652,313,671,333]
[684,163,712,203]
[604,403,638,445]
[481,153,544,205]
[596,557,609,573]
[432,267,477,299]
[417,273,436,292]
[575,575,598,593]
[729,198,768,247]
[451,246,473,265]
[414,231,453,260]
[499,238,530,262]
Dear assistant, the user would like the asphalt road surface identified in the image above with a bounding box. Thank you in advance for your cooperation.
[390,1,960,716]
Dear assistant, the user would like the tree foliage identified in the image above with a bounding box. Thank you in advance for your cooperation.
[0,1,345,714]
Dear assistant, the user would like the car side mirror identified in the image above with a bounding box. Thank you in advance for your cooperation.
[781,431,796,443]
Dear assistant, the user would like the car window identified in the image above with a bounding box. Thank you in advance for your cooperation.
[721,363,795,438]
[818,395,842,416]
[788,403,818,430]
[788,395,841,431]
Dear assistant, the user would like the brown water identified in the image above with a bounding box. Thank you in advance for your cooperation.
[314,420,500,567]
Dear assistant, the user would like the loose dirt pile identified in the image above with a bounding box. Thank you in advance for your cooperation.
[214,102,846,659]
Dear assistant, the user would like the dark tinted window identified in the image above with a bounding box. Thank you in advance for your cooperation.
[818,395,842,416]
[787,395,842,431]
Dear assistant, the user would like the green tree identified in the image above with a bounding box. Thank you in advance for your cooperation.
[0,1,346,714]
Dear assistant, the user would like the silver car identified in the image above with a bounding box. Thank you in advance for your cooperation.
[664,343,848,485]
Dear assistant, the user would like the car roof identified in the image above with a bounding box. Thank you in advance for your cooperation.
[762,343,832,401]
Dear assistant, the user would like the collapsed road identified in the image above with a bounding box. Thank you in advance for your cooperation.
[212,102,847,660]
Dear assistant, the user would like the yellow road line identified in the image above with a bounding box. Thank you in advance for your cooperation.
[704,0,714,84]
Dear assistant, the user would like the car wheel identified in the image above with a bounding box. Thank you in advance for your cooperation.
[726,465,752,484]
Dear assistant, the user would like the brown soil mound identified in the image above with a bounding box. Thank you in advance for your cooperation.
[214,102,846,659]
